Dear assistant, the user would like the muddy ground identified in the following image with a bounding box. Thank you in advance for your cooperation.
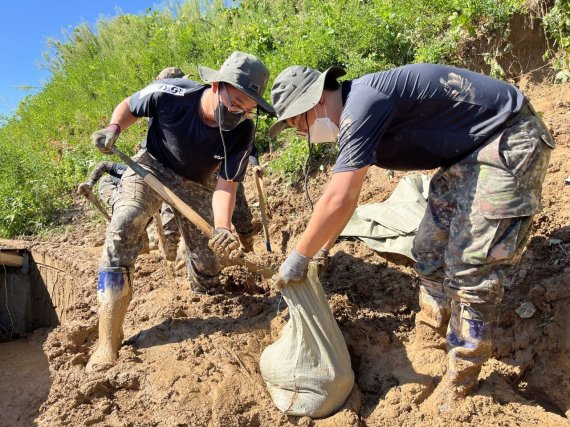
[1,73,569,427]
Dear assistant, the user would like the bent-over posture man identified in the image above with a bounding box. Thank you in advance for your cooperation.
[78,161,127,209]
[86,52,274,371]
[156,66,261,254]
[269,63,554,411]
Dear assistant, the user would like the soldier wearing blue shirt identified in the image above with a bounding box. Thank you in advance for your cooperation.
[270,63,554,411]
[86,52,274,372]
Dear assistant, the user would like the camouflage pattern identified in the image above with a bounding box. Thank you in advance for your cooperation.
[412,111,554,323]
[412,110,554,390]
[160,203,178,235]
[162,178,254,240]
[98,174,119,209]
[100,149,222,291]
[158,203,180,261]
[152,174,255,261]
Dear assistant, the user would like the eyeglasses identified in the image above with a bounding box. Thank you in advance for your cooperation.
[222,83,257,119]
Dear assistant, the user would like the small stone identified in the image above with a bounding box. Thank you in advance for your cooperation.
[515,301,536,319]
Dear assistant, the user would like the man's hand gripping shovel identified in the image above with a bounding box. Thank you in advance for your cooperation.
[77,183,112,223]
[110,146,276,278]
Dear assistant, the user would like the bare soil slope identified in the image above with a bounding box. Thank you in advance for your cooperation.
[17,76,566,427]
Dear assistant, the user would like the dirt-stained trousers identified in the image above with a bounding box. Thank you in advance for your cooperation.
[99,149,222,289]
[412,106,555,371]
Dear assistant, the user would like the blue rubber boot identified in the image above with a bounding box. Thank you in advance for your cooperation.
[424,300,494,413]
[86,268,133,372]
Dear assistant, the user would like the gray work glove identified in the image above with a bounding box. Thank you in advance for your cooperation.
[208,227,241,266]
[311,248,330,277]
[274,249,311,288]
[91,124,120,154]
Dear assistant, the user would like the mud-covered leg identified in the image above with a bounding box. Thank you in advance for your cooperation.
[175,210,221,294]
[175,177,221,294]
[424,298,496,413]
[86,269,133,372]
[411,169,454,376]
[160,203,181,261]
[415,277,451,350]
[87,163,162,371]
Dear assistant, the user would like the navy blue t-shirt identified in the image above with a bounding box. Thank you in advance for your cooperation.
[129,78,254,183]
[334,63,525,172]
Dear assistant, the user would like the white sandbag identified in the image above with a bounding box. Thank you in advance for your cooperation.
[260,264,354,418]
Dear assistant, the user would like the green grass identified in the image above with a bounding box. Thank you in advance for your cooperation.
[5,0,566,237]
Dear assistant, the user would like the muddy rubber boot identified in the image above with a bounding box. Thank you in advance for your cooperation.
[414,284,451,350]
[86,269,133,372]
[423,301,493,413]
[409,278,451,378]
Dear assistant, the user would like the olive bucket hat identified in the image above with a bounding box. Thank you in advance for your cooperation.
[269,65,346,138]
[199,51,275,114]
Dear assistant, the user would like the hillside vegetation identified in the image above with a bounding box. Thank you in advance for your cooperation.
[0,0,568,237]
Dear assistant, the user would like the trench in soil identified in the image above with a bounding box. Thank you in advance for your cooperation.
[0,246,79,426]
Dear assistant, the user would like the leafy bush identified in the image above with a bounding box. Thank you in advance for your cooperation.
[542,0,570,82]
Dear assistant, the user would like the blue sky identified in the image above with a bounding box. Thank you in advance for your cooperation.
[0,0,163,118]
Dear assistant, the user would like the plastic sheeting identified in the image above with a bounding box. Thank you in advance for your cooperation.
[260,264,354,418]
[340,174,430,260]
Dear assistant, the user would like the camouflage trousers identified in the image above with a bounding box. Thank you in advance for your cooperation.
[99,150,221,288]
[98,174,118,209]
[233,182,255,237]
[153,173,254,262]
[99,174,176,234]
[412,106,555,324]
[160,179,255,243]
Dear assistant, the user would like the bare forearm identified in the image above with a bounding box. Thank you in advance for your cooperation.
[212,179,237,229]
[110,97,138,131]
[296,195,355,257]
[296,167,368,258]
[322,196,359,250]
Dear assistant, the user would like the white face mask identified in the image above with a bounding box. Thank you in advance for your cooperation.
[308,105,339,143]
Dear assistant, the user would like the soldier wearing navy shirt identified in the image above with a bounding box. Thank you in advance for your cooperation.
[269,63,554,411]
[86,52,274,372]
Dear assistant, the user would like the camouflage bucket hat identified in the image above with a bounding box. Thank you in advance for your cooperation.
[199,51,275,114]
[269,65,346,138]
